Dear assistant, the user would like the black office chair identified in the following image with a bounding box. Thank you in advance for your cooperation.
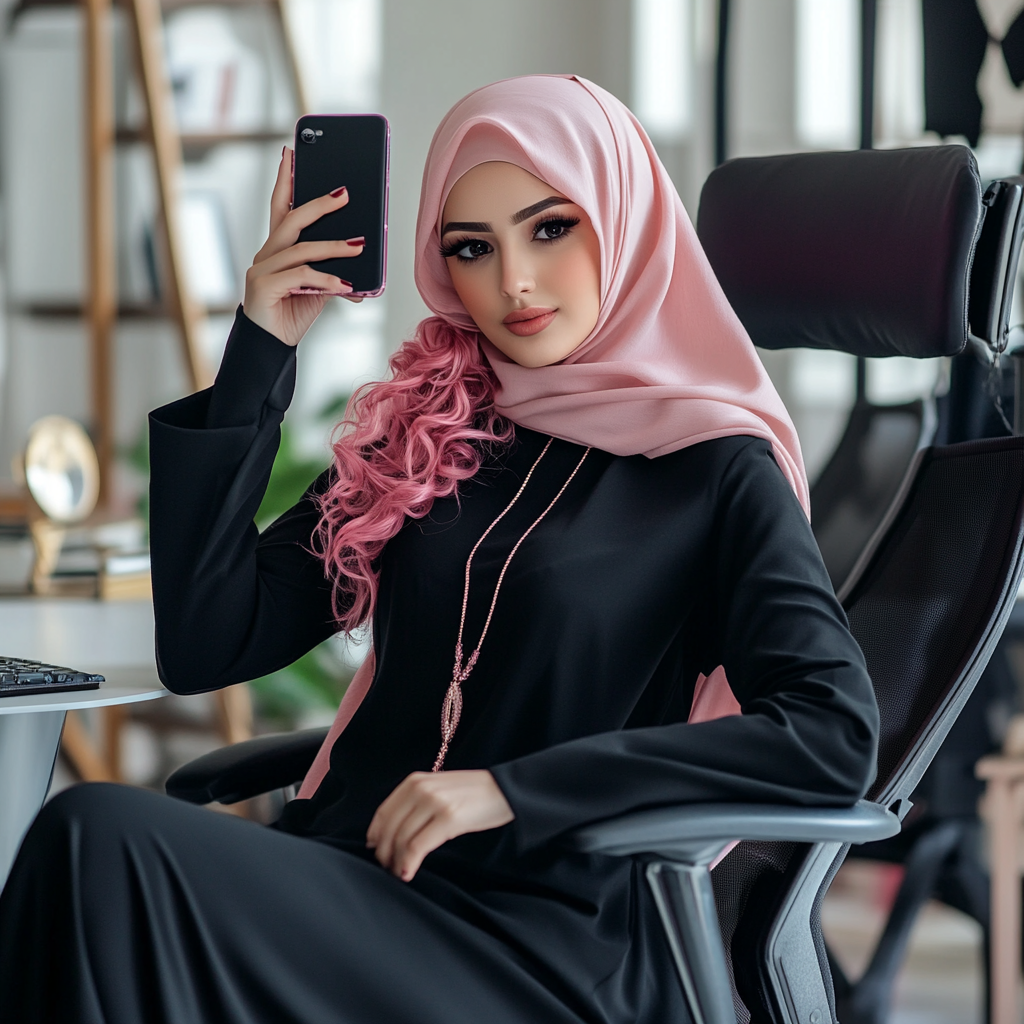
[702,158,1023,598]
[807,174,1024,596]
[819,174,1024,1024]
[167,147,1024,1023]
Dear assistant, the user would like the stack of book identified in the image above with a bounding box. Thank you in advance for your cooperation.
[30,520,151,601]
[98,551,151,601]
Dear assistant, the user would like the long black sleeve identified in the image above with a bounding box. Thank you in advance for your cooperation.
[489,441,879,852]
[149,308,337,694]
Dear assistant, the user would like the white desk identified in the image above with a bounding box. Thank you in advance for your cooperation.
[0,598,167,886]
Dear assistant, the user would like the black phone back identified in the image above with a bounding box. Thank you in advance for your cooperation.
[292,114,389,296]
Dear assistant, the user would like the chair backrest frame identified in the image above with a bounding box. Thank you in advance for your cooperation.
[969,175,1024,354]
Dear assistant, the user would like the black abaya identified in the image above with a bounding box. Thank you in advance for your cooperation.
[0,309,879,1023]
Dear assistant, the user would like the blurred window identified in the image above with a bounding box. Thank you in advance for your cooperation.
[796,0,859,148]
[633,0,693,139]
[876,0,924,145]
[286,0,381,111]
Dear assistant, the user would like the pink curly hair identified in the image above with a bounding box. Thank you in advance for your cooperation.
[315,317,513,632]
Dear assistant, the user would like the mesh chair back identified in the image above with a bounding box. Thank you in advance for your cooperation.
[714,437,1024,1023]
[811,400,934,591]
[840,437,1024,805]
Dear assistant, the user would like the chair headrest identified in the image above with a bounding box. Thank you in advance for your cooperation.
[696,146,984,358]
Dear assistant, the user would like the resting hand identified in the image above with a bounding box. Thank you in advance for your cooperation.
[243,146,365,348]
[366,770,514,881]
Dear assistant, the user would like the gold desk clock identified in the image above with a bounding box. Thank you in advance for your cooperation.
[20,416,100,594]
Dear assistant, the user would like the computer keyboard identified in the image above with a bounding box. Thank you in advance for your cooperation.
[0,657,103,698]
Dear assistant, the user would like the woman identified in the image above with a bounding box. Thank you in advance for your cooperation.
[0,75,877,1023]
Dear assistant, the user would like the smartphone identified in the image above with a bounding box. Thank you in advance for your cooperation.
[292,113,390,297]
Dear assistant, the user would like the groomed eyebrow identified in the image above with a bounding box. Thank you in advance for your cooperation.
[441,196,573,236]
[511,196,571,225]
[441,220,491,235]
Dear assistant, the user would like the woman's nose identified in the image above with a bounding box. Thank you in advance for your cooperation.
[499,248,535,298]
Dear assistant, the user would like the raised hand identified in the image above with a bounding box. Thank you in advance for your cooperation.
[243,146,366,347]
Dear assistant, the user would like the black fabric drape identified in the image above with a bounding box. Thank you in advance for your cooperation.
[0,784,597,1024]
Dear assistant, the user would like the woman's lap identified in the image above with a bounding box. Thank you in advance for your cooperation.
[0,783,587,1024]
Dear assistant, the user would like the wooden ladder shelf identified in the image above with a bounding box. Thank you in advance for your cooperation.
[14,0,308,782]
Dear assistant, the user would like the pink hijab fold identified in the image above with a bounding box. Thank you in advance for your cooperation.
[414,74,808,508]
[299,74,806,804]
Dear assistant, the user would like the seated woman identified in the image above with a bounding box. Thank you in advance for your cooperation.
[0,75,877,1024]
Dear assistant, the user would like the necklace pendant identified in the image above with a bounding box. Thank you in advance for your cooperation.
[440,679,463,742]
[432,680,463,773]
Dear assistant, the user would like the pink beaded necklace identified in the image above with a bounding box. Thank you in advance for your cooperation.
[432,437,591,771]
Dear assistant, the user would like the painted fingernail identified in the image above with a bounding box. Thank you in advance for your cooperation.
[281,144,286,158]
[345,236,365,246]
[336,278,353,289]
[330,185,348,198]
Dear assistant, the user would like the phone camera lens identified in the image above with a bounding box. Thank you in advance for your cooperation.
[300,127,317,145]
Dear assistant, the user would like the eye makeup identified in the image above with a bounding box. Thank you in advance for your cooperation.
[439,237,493,261]
[532,215,580,242]
[439,216,582,262]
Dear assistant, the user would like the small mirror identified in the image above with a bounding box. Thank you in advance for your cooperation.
[23,416,100,525]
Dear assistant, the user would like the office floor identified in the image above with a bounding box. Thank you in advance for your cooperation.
[823,860,984,1024]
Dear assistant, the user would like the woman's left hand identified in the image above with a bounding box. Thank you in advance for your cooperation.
[366,770,514,881]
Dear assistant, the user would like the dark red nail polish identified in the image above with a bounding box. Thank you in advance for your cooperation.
[330,185,347,198]
[336,278,353,288]
[345,236,365,246]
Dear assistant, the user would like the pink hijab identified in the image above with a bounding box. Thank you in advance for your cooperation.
[299,74,806,803]
[415,74,808,504]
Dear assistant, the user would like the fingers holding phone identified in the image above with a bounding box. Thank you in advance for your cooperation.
[245,115,390,346]
[244,149,365,347]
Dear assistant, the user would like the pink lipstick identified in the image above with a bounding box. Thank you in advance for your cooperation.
[502,306,557,337]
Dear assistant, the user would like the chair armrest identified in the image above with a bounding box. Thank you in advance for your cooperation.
[569,799,900,864]
[164,727,330,805]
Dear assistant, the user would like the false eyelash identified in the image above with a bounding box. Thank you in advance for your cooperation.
[438,237,480,259]
[533,215,581,240]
